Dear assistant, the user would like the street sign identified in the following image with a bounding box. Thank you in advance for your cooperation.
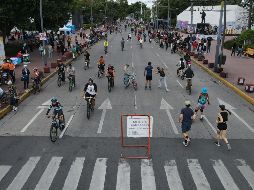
[127,116,153,138]
[39,33,47,41]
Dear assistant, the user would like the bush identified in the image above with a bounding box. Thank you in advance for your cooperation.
[224,39,236,50]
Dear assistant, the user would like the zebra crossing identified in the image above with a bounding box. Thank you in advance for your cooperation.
[0,156,253,190]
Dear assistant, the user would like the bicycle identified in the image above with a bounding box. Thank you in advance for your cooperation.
[104,46,108,54]
[98,65,105,78]
[186,78,192,95]
[68,76,75,92]
[124,74,137,90]
[32,78,41,94]
[85,96,95,119]
[48,115,65,142]
[84,59,90,70]
[107,75,114,92]
[0,91,9,106]
[57,72,63,87]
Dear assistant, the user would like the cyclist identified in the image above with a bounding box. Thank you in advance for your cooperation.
[184,65,194,89]
[107,64,115,87]
[139,38,143,48]
[176,58,185,76]
[194,87,210,120]
[66,63,75,87]
[83,78,97,108]
[127,33,131,41]
[56,61,66,82]
[84,50,90,61]
[184,53,191,62]
[98,56,105,74]
[123,64,135,84]
[46,97,65,131]
[121,38,125,50]
[104,39,109,54]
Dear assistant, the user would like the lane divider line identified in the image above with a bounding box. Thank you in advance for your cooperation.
[177,80,184,89]
[59,115,74,138]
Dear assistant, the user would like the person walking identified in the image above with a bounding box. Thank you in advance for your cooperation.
[231,42,237,56]
[156,67,169,92]
[214,104,232,150]
[48,44,53,59]
[21,65,30,90]
[237,44,243,57]
[144,62,153,90]
[8,60,15,83]
[178,100,195,147]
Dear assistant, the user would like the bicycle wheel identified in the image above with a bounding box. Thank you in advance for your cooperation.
[69,79,72,92]
[87,102,91,119]
[32,84,36,94]
[50,125,58,142]
[108,79,112,92]
[57,77,62,87]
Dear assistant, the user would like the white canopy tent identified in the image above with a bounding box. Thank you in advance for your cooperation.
[177,5,248,33]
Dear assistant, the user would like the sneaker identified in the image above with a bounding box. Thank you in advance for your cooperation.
[227,143,231,150]
[14,107,18,111]
[182,141,188,147]
[200,115,204,120]
[166,89,169,92]
[214,142,221,147]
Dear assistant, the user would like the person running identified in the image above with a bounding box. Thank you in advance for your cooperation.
[214,104,232,150]
[194,87,210,120]
[179,100,195,147]
[156,67,169,92]
[144,62,153,90]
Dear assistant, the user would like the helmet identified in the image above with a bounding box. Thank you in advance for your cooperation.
[88,78,93,83]
[51,97,57,103]
[202,87,208,94]
[219,104,225,110]
[180,58,183,61]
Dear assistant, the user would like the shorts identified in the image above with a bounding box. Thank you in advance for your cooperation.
[196,103,206,110]
[146,75,152,81]
[217,123,227,131]
[181,123,191,133]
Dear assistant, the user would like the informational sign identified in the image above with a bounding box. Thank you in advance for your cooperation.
[127,116,153,138]
[196,34,217,40]
[0,36,5,64]
[39,33,47,41]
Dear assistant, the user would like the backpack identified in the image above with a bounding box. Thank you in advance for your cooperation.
[199,94,207,105]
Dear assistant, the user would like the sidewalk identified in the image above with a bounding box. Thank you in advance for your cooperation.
[204,38,254,98]
[0,31,88,111]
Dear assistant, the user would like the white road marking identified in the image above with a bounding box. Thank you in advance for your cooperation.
[203,116,217,134]
[89,158,108,190]
[35,157,62,190]
[141,159,156,190]
[59,115,74,138]
[177,80,184,88]
[0,166,11,182]
[155,52,168,68]
[63,157,85,190]
[212,159,239,190]
[97,98,112,134]
[134,94,137,109]
[21,109,44,133]
[7,157,40,190]
[164,160,184,190]
[160,98,179,134]
[131,52,134,67]
[187,159,211,190]
[116,160,130,190]
[236,159,254,189]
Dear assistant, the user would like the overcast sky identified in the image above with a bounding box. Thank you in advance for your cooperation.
[128,0,153,8]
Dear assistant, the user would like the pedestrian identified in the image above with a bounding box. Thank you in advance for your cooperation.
[8,60,15,83]
[22,65,30,90]
[237,44,243,57]
[8,81,18,111]
[231,42,236,56]
[214,104,232,150]
[39,44,44,57]
[206,40,211,53]
[156,67,169,92]
[48,44,53,59]
[144,62,153,90]
[178,100,195,147]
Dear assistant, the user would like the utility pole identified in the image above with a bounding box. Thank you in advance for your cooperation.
[39,0,47,66]
[214,0,224,72]
[190,2,194,50]
[156,0,158,29]
[167,0,170,28]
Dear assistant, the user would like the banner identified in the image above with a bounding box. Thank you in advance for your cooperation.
[0,36,5,64]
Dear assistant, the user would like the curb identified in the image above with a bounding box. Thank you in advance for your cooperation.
[0,58,73,119]
[183,52,254,106]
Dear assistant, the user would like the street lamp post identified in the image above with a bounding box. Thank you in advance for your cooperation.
[39,0,47,66]
[214,0,224,72]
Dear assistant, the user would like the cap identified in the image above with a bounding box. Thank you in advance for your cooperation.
[185,100,191,106]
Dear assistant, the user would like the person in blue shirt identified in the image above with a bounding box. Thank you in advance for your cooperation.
[144,62,153,90]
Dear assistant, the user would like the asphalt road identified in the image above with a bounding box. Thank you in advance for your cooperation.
[0,29,254,190]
